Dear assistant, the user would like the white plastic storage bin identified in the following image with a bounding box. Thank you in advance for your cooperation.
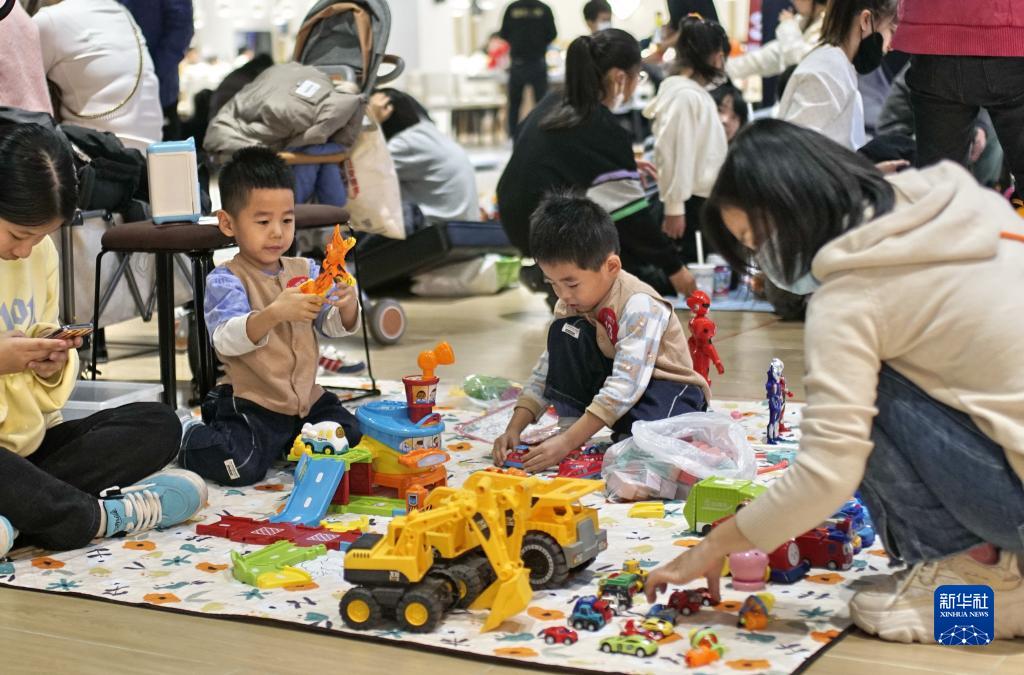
[61,381,164,421]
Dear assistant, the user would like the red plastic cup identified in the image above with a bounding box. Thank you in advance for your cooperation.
[403,375,439,423]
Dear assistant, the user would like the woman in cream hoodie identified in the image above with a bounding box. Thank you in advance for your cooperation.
[646,120,1024,643]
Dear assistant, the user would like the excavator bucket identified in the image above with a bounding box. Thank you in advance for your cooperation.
[470,566,533,632]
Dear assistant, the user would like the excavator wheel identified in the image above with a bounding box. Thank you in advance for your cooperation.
[464,554,497,589]
[339,586,383,630]
[396,578,448,633]
[444,563,486,610]
[521,532,569,589]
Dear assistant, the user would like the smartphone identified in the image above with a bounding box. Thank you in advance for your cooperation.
[42,323,94,340]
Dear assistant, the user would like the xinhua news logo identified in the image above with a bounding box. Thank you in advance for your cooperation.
[934,585,994,646]
[0,0,16,23]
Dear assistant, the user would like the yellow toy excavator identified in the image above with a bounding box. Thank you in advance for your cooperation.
[339,473,536,633]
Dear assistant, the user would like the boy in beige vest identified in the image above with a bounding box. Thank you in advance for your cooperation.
[493,193,709,472]
[179,147,361,485]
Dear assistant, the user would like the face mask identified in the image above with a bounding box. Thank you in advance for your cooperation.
[755,247,821,296]
[597,20,612,31]
[852,29,884,74]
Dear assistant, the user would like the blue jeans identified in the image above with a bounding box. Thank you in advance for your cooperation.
[859,365,1024,564]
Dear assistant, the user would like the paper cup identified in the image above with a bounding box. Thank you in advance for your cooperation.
[687,263,716,295]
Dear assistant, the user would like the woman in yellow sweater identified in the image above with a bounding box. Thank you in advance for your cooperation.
[0,123,206,558]
[646,120,1024,642]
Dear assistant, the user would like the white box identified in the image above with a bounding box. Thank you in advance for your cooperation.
[147,137,201,224]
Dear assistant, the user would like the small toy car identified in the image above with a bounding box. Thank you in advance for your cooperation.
[599,634,659,658]
[570,595,613,631]
[557,454,603,479]
[621,619,660,641]
[667,587,713,616]
[639,616,674,638]
[503,448,527,469]
[538,626,578,645]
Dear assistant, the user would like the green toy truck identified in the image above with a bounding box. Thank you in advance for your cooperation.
[683,477,766,535]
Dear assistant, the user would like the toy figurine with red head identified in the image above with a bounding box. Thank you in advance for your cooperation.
[685,291,724,386]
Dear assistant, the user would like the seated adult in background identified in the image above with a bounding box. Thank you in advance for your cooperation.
[726,0,827,83]
[0,1,52,114]
[778,0,897,151]
[497,29,695,302]
[34,0,163,149]
[367,88,479,224]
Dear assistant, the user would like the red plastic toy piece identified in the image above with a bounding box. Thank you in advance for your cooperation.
[539,626,579,645]
[685,291,725,386]
[196,516,361,551]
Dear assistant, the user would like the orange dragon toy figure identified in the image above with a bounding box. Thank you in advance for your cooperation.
[296,225,356,295]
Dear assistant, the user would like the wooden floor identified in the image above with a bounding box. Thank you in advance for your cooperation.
[7,286,1021,673]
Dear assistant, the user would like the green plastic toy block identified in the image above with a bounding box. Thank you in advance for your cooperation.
[230,540,327,587]
[328,495,407,517]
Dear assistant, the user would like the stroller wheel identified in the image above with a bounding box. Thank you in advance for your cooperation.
[368,298,406,345]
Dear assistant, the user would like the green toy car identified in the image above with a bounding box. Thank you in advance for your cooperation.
[683,476,767,535]
[599,634,660,658]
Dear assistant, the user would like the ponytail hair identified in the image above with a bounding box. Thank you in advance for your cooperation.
[820,0,897,47]
[675,15,728,83]
[541,28,640,131]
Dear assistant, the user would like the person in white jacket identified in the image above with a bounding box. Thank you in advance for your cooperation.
[646,119,1024,644]
[643,15,729,259]
[33,0,163,150]
[726,0,827,81]
[777,0,897,150]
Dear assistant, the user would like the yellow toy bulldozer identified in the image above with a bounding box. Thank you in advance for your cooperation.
[428,472,608,590]
[339,473,537,633]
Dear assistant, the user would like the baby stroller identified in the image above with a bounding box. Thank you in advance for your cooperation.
[291,0,408,345]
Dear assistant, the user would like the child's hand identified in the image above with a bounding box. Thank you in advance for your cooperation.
[270,287,325,323]
[522,434,575,473]
[644,541,723,605]
[662,214,686,239]
[28,348,71,379]
[492,429,522,466]
[327,284,359,330]
[0,331,75,376]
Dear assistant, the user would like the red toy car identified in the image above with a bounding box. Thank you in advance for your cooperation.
[538,626,579,645]
[795,527,854,570]
[557,455,604,479]
[667,587,713,616]
[621,619,660,641]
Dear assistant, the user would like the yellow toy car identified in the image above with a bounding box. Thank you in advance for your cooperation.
[639,616,674,638]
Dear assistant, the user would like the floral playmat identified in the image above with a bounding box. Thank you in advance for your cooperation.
[0,386,890,674]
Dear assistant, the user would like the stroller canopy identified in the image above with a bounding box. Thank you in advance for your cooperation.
[294,0,399,92]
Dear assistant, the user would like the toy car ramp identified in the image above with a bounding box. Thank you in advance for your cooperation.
[270,454,347,526]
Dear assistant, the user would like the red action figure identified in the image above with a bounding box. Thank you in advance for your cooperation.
[685,290,724,386]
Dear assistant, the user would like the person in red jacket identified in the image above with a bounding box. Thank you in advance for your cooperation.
[894,0,1024,207]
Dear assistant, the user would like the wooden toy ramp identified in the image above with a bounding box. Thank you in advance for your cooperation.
[0,396,868,675]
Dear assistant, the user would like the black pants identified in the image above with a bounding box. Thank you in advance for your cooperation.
[544,317,707,436]
[907,55,1024,186]
[180,385,361,487]
[508,58,548,139]
[0,403,181,550]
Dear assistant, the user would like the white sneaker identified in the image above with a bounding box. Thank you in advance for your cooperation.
[850,551,1024,642]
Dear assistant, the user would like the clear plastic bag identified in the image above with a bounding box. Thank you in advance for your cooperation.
[461,374,522,409]
[601,412,756,502]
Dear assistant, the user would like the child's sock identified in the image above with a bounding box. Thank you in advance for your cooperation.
[179,416,204,449]
[967,543,999,565]
[96,501,107,538]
